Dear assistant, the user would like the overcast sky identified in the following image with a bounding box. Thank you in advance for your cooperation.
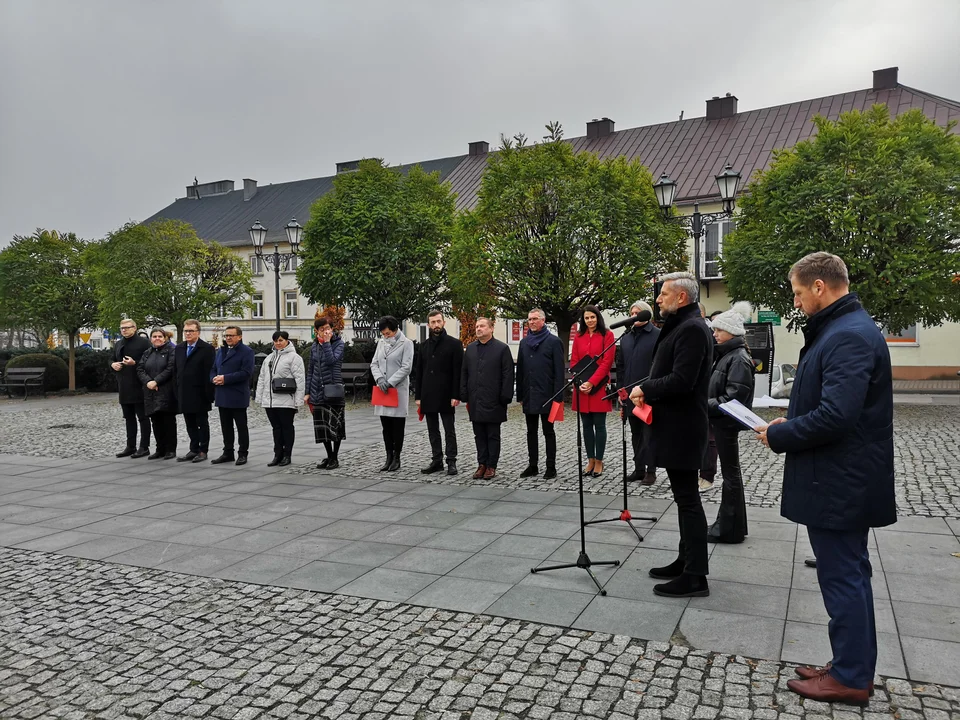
[1,0,957,247]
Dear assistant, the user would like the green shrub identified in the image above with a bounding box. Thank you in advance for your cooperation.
[72,348,117,391]
[5,353,69,392]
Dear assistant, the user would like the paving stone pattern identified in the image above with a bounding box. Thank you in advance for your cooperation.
[2,547,957,720]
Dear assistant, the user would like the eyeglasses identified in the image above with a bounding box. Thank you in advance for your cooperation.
[183,329,199,333]
[120,326,135,330]
[223,334,238,338]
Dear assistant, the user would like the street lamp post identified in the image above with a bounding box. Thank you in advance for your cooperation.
[250,219,303,333]
[653,164,742,289]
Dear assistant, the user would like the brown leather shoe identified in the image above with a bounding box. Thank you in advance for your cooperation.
[786,673,869,706]
[641,471,657,486]
[472,464,486,480]
[483,467,497,479]
[794,664,874,696]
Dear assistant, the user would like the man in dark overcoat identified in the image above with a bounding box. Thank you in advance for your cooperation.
[415,310,464,476]
[210,325,255,465]
[460,317,515,480]
[515,308,564,479]
[111,319,152,458]
[756,252,895,704]
[630,272,713,599]
[620,300,660,485]
[175,319,216,463]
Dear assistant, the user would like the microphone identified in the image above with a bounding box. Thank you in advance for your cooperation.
[609,310,652,330]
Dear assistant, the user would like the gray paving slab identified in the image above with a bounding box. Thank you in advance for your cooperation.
[688,579,790,619]
[483,534,565,560]
[337,567,440,602]
[58,534,147,560]
[573,595,684,641]
[679,607,785,658]
[485,585,593,627]
[893,600,960,643]
[265,535,351,561]
[446,552,537,585]
[709,554,795,587]
[886,571,960,607]
[348,504,420,523]
[396,507,474,528]
[311,519,388,540]
[104,541,196,568]
[782,621,907,679]
[322,540,407,567]
[900,636,960,688]
[211,553,313,585]
[789,588,898,634]
[363,523,443,546]
[254,513,338,535]
[154,547,253,575]
[408,576,513,614]
[274,559,371,592]
[383,546,474,574]
[213,529,299,553]
[420,528,499,552]
[14,529,100,552]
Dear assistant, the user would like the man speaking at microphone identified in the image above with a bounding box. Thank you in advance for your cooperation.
[629,272,714,598]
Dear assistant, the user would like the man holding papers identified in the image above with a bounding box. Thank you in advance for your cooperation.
[754,252,895,705]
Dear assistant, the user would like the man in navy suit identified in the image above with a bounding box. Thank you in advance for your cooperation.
[756,252,895,705]
[210,325,255,465]
[175,319,216,462]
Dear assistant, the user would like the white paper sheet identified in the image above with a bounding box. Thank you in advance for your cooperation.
[718,399,768,430]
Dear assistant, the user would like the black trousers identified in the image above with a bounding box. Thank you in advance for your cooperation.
[121,402,150,450]
[666,468,709,576]
[700,426,718,481]
[709,424,749,541]
[628,411,655,473]
[380,417,406,456]
[472,422,502,468]
[525,412,556,467]
[149,412,177,454]
[218,407,249,455]
[426,412,457,461]
[265,408,296,457]
[182,411,210,453]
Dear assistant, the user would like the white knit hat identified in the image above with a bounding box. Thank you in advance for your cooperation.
[710,302,752,337]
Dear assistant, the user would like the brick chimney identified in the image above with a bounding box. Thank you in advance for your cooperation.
[586,117,615,139]
[243,178,257,201]
[468,141,489,156]
[706,93,738,120]
[873,67,899,91]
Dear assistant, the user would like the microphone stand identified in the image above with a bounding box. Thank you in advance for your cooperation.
[530,342,620,595]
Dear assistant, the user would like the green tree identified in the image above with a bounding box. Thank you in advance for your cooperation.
[85,220,254,341]
[0,230,99,390]
[723,105,960,333]
[445,211,498,345]
[472,123,687,354]
[297,159,457,324]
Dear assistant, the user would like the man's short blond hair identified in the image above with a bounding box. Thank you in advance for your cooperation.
[184,319,201,331]
[789,252,849,289]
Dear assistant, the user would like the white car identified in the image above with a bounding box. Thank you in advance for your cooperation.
[770,363,797,399]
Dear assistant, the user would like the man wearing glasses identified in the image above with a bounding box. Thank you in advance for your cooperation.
[175,319,216,463]
[111,319,152,458]
[210,326,255,465]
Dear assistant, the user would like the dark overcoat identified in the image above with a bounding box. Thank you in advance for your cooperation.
[415,329,464,414]
[620,322,660,386]
[460,337,515,424]
[767,294,895,531]
[137,345,178,417]
[306,335,345,403]
[210,341,255,409]
[515,331,565,415]
[113,333,151,404]
[707,336,756,432]
[174,338,215,414]
[639,302,714,469]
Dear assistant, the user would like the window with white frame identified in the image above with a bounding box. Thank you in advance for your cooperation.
[282,256,298,273]
[702,219,736,279]
[213,304,227,319]
[91,338,102,349]
[882,324,918,345]
[252,293,264,319]
[250,255,263,276]
[284,292,298,318]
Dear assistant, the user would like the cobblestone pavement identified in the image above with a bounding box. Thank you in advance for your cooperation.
[1,547,956,720]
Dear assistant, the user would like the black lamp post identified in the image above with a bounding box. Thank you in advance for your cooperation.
[250,219,303,333]
[653,164,742,288]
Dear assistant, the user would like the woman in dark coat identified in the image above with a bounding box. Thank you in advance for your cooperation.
[705,304,756,543]
[137,328,179,460]
[305,316,346,469]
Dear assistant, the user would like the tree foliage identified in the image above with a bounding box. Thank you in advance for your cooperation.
[0,230,99,389]
[297,159,457,324]
[85,220,255,341]
[445,211,498,345]
[723,106,960,333]
[465,123,687,354]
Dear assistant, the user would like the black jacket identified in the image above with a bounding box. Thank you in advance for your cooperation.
[515,331,565,415]
[415,329,463,414]
[113,333,151,404]
[460,337,515,424]
[137,345,178,417]
[175,338,215,414]
[306,336,345,405]
[619,322,660,386]
[707,337,755,431]
[639,303,714,470]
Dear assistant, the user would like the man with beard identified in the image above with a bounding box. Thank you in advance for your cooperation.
[630,271,713,598]
[460,317,514,480]
[620,300,660,485]
[415,310,464,476]
[111,319,152,458]
[515,308,564,479]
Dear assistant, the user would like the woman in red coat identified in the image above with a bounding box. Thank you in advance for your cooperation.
[570,305,615,476]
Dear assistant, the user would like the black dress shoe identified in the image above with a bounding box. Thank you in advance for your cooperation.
[191,452,207,463]
[116,447,135,458]
[804,558,817,569]
[147,452,163,460]
[446,460,457,476]
[625,470,642,482]
[387,456,400,472]
[235,454,248,466]
[653,574,709,598]
[131,449,150,459]
[317,458,330,469]
[519,464,539,478]
[543,466,557,480]
[649,558,685,579]
[278,456,291,467]
[267,456,281,467]
[177,452,198,462]
[163,452,176,460]
[421,459,444,475]
[210,454,235,465]
[326,458,340,470]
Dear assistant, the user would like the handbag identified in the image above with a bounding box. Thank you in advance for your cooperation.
[269,357,296,394]
[322,383,345,401]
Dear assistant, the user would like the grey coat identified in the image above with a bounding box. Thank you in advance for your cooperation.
[371,333,414,418]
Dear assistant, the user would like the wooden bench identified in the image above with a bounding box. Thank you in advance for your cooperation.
[0,367,47,400]
[341,362,371,404]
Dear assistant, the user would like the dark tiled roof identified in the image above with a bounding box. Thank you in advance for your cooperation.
[144,155,466,246]
[445,84,960,211]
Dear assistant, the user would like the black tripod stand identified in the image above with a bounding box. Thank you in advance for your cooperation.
[530,347,620,595]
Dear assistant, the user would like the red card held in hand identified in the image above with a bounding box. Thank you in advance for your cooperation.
[417,404,424,421]
[632,403,652,425]
[548,401,564,423]
[371,387,399,407]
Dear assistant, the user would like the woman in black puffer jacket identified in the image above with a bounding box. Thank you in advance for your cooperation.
[137,327,179,460]
[305,316,346,469]
[706,304,756,543]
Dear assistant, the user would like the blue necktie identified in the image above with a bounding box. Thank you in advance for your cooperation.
[187,344,194,357]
